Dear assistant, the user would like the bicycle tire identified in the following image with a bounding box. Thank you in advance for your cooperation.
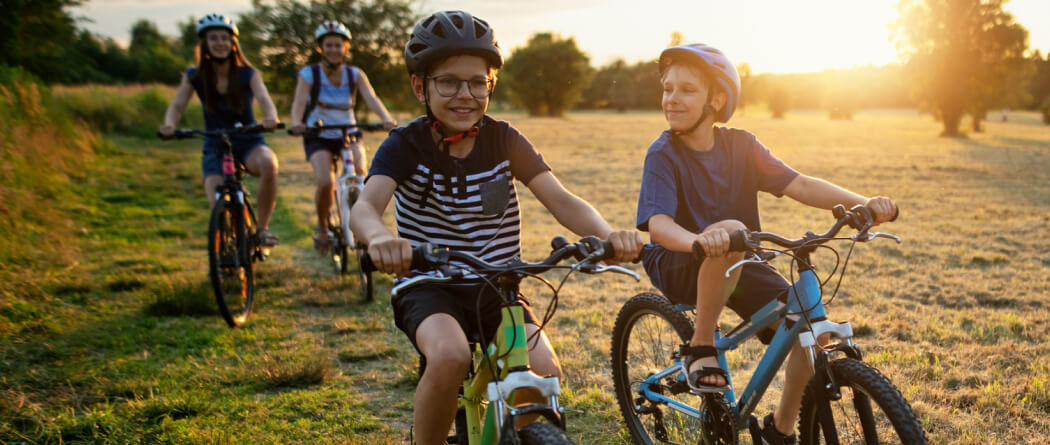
[797,357,927,445]
[346,186,373,301]
[517,422,574,445]
[207,199,254,328]
[611,292,708,444]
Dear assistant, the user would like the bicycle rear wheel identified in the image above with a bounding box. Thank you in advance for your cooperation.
[611,292,706,444]
[207,198,254,328]
[798,357,927,444]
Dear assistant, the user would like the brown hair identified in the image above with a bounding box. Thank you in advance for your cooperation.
[192,31,253,116]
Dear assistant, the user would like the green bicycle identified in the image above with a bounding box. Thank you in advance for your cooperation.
[365,236,640,444]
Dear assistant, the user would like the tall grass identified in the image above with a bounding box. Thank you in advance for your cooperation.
[50,84,204,138]
[0,71,100,290]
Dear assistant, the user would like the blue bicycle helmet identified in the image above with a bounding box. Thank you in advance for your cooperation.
[660,44,740,123]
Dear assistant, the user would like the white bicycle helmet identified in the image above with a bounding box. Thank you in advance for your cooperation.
[196,13,238,37]
[315,21,352,43]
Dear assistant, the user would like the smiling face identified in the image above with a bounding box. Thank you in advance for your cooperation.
[319,35,349,65]
[412,55,494,134]
[661,63,725,131]
[204,29,233,59]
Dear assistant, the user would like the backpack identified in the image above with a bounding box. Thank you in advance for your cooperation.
[302,64,358,125]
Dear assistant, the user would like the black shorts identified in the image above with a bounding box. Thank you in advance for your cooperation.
[302,133,360,161]
[392,281,538,353]
[642,245,790,344]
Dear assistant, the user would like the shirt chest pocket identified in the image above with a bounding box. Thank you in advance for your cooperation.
[478,176,510,217]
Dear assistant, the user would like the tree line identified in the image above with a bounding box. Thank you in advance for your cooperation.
[4,0,1049,134]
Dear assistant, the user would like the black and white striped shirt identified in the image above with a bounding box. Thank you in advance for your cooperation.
[368,116,550,266]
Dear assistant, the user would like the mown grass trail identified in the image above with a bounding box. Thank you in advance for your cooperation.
[2,109,1049,444]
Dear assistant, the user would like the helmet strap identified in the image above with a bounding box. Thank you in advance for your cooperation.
[672,90,717,136]
[431,120,479,144]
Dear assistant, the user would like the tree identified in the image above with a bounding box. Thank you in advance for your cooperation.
[503,33,592,117]
[894,0,1029,136]
[4,0,82,82]
[236,0,418,111]
[127,19,184,84]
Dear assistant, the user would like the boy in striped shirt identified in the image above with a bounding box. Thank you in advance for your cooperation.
[349,11,643,444]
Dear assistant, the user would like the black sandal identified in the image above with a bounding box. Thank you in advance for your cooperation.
[680,344,730,393]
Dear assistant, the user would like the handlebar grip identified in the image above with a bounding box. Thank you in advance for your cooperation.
[691,229,750,262]
[359,243,444,274]
[361,252,377,273]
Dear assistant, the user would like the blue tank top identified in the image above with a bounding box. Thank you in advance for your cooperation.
[186,66,264,147]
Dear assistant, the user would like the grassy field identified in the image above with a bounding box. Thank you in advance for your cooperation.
[2,106,1049,444]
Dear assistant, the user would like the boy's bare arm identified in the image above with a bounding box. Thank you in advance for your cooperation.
[526,172,643,262]
[349,176,412,275]
[782,175,896,223]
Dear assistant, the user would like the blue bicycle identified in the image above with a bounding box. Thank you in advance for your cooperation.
[611,205,926,444]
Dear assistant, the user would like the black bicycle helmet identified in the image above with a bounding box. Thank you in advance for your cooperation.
[404,11,503,75]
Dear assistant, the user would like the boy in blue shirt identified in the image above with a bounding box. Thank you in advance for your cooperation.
[636,44,897,444]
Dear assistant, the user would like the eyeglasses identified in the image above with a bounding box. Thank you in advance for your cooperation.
[427,75,493,99]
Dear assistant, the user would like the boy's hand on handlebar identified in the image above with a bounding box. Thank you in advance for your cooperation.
[367,236,413,276]
[695,227,732,258]
[865,196,898,225]
[605,230,644,264]
[262,117,279,130]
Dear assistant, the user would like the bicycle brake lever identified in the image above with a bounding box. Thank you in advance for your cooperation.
[724,253,778,278]
[851,232,902,244]
[587,264,641,281]
[391,273,452,297]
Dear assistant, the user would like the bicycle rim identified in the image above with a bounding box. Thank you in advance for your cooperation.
[208,200,254,328]
[612,293,704,444]
[798,358,927,445]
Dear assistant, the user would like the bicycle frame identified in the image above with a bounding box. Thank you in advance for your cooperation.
[637,255,856,430]
[332,146,363,250]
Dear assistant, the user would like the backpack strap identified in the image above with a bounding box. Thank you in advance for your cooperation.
[303,64,322,125]
[347,65,358,108]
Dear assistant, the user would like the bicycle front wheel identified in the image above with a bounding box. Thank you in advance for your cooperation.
[517,422,574,445]
[207,199,254,328]
[611,292,705,444]
[798,357,927,444]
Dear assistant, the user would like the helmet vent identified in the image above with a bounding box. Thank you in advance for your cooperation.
[451,14,464,28]
[474,22,486,38]
[422,17,435,28]
[432,23,447,38]
[409,43,428,54]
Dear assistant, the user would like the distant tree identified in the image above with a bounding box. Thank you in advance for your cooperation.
[630,60,661,109]
[176,16,198,62]
[236,0,418,111]
[668,31,685,47]
[768,85,791,119]
[894,0,1029,137]
[1026,51,1050,110]
[4,0,82,82]
[127,19,184,84]
[503,33,592,117]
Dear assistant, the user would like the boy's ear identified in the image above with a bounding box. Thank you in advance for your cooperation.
[410,75,426,103]
[710,89,728,115]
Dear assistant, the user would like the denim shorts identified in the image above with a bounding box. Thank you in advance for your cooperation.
[200,136,264,178]
[641,244,790,344]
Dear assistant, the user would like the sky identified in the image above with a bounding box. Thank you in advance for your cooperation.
[73,0,1050,75]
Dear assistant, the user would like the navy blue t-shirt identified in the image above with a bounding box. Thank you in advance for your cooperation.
[186,66,264,149]
[636,127,798,235]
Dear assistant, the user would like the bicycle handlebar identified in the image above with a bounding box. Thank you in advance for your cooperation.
[362,236,640,294]
[287,122,385,136]
[692,204,900,261]
[157,123,285,140]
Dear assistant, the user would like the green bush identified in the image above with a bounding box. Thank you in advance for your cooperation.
[50,85,196,137]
